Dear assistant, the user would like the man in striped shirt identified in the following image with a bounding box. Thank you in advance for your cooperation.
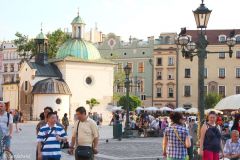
[37,112,67,160]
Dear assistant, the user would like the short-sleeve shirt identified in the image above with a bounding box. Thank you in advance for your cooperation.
[164,124,189,159]
[0,112,13,136]
[224,139,240,155]
[72,118,99,147]
[37,123,67,159]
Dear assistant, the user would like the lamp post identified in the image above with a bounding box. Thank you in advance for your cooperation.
[176,0,236,156]
[123,64,133,138]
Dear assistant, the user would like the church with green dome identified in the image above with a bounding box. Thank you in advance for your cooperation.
[18,14,114,121]
[56,13,101,60]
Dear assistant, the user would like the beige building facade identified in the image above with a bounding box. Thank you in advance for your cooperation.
[178,30,240,109]
[153,33,177,108]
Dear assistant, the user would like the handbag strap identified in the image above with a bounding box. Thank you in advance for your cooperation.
[172,126,186,148]
[76,121,80,146]
[41,127,55,150]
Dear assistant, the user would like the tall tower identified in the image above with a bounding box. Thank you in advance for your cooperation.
[71,10,86,39]
[35,24,48,65]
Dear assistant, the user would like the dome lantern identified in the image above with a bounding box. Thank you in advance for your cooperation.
[71,9,85,39]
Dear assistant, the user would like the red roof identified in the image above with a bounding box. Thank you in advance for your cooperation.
[186,29,240,45]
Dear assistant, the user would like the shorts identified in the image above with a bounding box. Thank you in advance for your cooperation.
[203,150,219,160]
[3,136,11,149]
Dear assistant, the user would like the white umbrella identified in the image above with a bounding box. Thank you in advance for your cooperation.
[174,107,186,112]
[205,108,223,114]
[215,94,240,110]
[111,106,123,112]
[186,108,198,114]
[159,107,173,112]
[136,106,144,111]
[145,107,159,112]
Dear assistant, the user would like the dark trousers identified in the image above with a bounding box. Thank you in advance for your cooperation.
[75,152,94,160]
[187,138,194,160]
[43,158,60,160]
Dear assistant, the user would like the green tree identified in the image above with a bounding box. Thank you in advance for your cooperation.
[205,93,222,109]
[86,98,100,111]
[14,32,36,61]
[118,95,142,111]
[47,29,70,58]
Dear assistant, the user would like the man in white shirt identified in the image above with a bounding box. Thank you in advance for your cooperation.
[0,101,13,151]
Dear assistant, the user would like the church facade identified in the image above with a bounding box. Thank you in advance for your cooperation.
[18,14,114,121]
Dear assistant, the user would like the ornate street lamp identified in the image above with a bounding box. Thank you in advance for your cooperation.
[193,0,212,28]
[123,64,133,138]
[176,0,236,157]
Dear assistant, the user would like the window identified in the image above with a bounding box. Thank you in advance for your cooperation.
[10,64,14,72]
[168,72,174,80]
[124,52,127,55]
[185,69,191,78]
[140,80,144,93]
[204,68,208,78]
[218,86,225,97]
[24,95,28,104]
[157,58,162,66]
[138,62,144,73]
[168,57,174,66]
[204,86,208,95]
[4,64,8,72]
[236,68,240,78]
[219,52,225,59]
[117,63,123,72]
[219,68,225,78]
[24,81,28,91]
[184,85,191,97]
[141,95,146,100]
[236,86,240,94]
[236,51,240,58]
[156,71,162,80]
[127,63,133,73]
[219,35,226,42]
[86,77,93,85]
[168,87,174,98]
[156,87,162,98]
[236,36,240,43]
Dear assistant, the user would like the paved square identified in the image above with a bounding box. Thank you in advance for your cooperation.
[10,122,163,160]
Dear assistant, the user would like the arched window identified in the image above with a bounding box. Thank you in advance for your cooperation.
[236,36,240,43]
[218,35,226,43]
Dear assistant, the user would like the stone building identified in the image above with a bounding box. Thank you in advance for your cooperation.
[153,33,177,108]
[178,29,240,109]
[97,33,154,106]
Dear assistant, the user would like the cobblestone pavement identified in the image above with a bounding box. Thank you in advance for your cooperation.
[10,122,163,160]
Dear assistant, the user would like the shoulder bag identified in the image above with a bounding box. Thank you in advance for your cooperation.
[41,127,55,151]
[173,126,190,160]
[75,121,93,159]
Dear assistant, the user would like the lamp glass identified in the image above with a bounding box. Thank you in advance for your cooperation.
[227,37,236,46]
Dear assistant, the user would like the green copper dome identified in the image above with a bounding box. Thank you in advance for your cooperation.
[56,39,101,60]
[36,32,47,40]
[71,15,85,24]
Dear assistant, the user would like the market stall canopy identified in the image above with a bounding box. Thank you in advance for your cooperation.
[215,94,240,110]
[205,108,223,115]
[186,108,198,114]
[159,107,173,112]
[174,107,186,112]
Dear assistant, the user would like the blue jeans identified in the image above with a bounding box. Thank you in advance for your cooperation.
[3,136,10,149]
[167,158,186,160]
[42,158,60,160]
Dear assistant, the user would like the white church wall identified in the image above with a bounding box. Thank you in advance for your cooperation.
[56,61,114,122]
[33,94,70,120]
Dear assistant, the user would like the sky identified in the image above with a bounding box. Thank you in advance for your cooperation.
[0,0,240,41]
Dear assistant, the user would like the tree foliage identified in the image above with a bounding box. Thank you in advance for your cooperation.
[86,98,100,111]
[47,29,71,58]
[118,95,142,111]
[205,93,222,109]
[14,32,36,61]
